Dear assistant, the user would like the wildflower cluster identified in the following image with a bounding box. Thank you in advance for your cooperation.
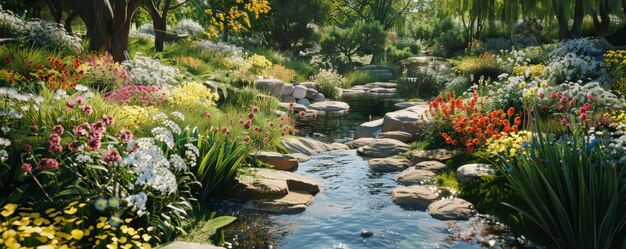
[604,50,626,96]
[79,52,131,91]
[123,54,180,86]
[175,19,205,38]
[486,131,533,157]
[544,38,606,84]
[512,64,545,78]
[536,85,617,129]
[115,106,159,130]
[27,56,85,90]
[103,85,167,106]
[427,92,522,152]
[265,64,295,82]
[167,81,219,108]
[173,56,205,74]
[204,0,271,38]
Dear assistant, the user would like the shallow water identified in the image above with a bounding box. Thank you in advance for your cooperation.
[216,150,502,249]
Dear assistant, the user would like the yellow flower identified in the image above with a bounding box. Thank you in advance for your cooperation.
[70,229,85,240]
[64,206,78,215]
[1,203,18,217]
[518,82,527,89]
[540,81,548,88]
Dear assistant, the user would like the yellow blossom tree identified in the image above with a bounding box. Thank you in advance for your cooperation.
[204,0,270,41]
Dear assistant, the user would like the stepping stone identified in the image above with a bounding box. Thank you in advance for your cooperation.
[330,143,350,151]
[428,198,474,220]
[345,137,376,149]
[288,153,310,162]
[376,131,414,143]
[363,82,397,89]
[356,138,411,158]
[457,164,496,184]
[394,167,436,184]
[409,149,464,164]
[368,158,412,172]
[281,137,335,156]
[249,191,314,214]
[159,241,225,249]
[415,161,448,172]
[308,101,350,114]
[354,119,383,139]
[230,176,288,201]
[391,185,438,208]
[252,168,320,194]
[251,151,298,171]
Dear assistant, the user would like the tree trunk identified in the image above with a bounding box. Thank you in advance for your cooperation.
[553,0,569,40]
[152,17,167,52]
[570,0,584,38]
[64,11,78,35]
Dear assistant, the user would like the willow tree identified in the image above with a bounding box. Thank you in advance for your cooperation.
[203,0,271,41]
[68,0,141,62]
[329,0,413,31]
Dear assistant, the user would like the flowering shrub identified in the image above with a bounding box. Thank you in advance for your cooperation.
[495,48,530,70]
[115,105,159,130]
[424,92,522,152]
[103,85,167,106]
[512,64,545,78]
[123,54,180,86]
[0,7,82,52]
[548,37,602,58]
[0,202,155,248]
[485,131,533,157]
[19,56,85,90]
[248,54,273,75]
[173,56,205,74]
[130,24,155,42]
[604,50,626,96]
[311,69,346,99]
[543,38,606,84]
[265,64,295,83]
[175,19,205,38]
[79,52,131,91]
[167,81,219,108]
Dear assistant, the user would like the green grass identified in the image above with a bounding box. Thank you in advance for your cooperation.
[437,171,459,190]
[344,70,395,87]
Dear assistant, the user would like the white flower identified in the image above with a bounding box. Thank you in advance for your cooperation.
[123,54,179,86]
[169,154,187,171]
[162,120,181,134]
[0,149,8,162]
[0,137,11,147]
[76,153,93,163]
[175,19,204,37]
[153,112,168,121]
[54,89,68,99]
[126,192,148,216]
[184,143,199,167]
[1,127,10,133]
[74,84,89,92]
[152,127,175,148]
[171,111,185,121]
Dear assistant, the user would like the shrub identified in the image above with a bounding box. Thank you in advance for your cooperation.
[123,54,180,86]
[493,128,626,249]
[397,69,441,99]
[265,64,295,82]
[175,19,205,38]
[311,69,346,99]
[167,81,219,109]
[248,54,273,75]
[544,53,605,84]
[115,105,160,131]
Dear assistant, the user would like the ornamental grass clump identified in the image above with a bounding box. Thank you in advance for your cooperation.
[311,69,346,100]
[493,117,626,249]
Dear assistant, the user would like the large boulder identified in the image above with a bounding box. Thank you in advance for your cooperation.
[255,79,285,96]
[354,119,383,139]
[299,82,317,89]
[376,131,414,143]
[280,95,296,103]
[311,93,326,102]
[356,138,411,158]
[281,84,294,96]
[394,102,419,110]
[391,185,438,208]
[308,101,350,114]
[382,110,422,134]
[288,153,311,163]
[345,137,376,149]
[457,164,496,184]
[292,85,307,99]
[230,176,288,201]
[251,151,298,171]
[306,88,319,99]
[252,168,320,194]
[415,160,448,172]
[249,191,314,214]
[281,137,335,156]
[394,167,436,185]
[409,149,464,164]
[427,198,474,220]
[368,158,412,172]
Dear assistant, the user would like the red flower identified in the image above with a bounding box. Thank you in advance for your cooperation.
[507,107,515,117]
[514,117,521,126]
[251,106,259,113]
[20,163,32,173]
[580,113,588,120]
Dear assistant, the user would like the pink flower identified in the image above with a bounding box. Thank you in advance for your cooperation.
[81,105,93,116]
[20,163,32,173]
[66,100,76,109]
[299,111,306,117]
[569,99,576,106]
[29,125,39,134]
[91,120,106,135]
[561,118,569,127]
[539,92,545,99]
[73,123,91,137]
[580,113,588,120]
[560,97,568,103]
[52,125,64,135]
[550,92,556,99]
[116,129,133,143]
[247,112,255,119]
[75,96,85,105]
[68,141,80,152]
[101,115,114,127]
[38,158,59,171]
[87,134,101,151]
[251,106,259,113]
[22,143,32,152]
[48,144,63,155]
[588,95,594,101]
[48,133,62,145]
[583,103,591,111]
[102,149,121,164]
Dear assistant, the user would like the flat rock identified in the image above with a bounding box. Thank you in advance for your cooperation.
[415,160,448,172]
[330,143,350,151]
[409,149,464,164]
[281,137,335,156]
[251,151,298,171]
[376,131,414,143]
[159,242,225,249]
[255,79,284,96]
[369,87,396,94]
[345,137,376,149]
[230,174,288,201]
[391,185,438,208]
[308,101,350,113]
[350,85,371,91]
[394,167,436,184]
[428,198,474,220]
[363,82,397,89]
[354,119,383,139]
[288,153,310,162]
[356,138,411,158]
[394,102,419,109]
[299,82,316,89]
[249,191,314,214]
[252,168,320,194]
[382,110,422,134]
[457,164,496,184]
[292,85,307,99]
[368,158,412,172]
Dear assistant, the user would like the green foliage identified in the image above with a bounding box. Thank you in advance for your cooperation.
[311,69,346,99]
[344,70,394,87]
[319,22,387,66]
[452,55,504,82]
[493,122,626,249]
[437,171,459,190]
[397,69,441,99]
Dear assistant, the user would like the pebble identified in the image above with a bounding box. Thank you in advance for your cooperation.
[360,230,374,238]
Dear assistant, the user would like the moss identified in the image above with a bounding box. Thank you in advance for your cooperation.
[437,171,459,190]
